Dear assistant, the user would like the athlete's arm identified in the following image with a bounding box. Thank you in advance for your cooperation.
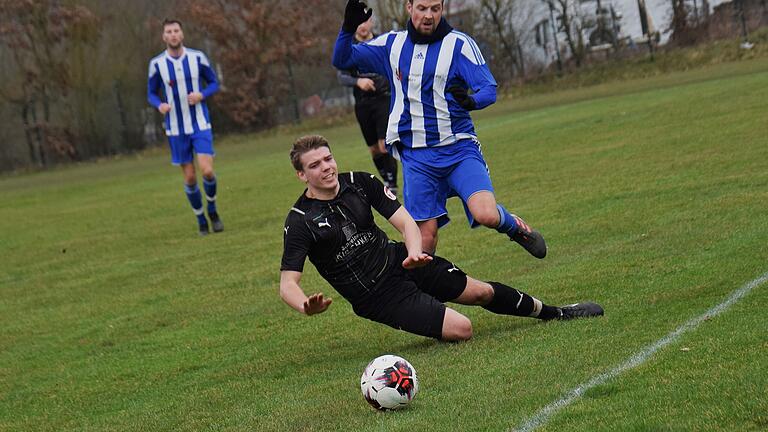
[388,207,433,269]
[199,54,220,99]
[147,63,166,111]
[280,270,332,315]
[332,30,389,76]
[454,37,497,110]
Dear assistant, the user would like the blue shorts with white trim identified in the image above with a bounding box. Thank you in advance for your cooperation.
[399,139,494,228]
[167,129,214,165]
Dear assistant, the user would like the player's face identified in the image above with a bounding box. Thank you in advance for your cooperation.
[162,23,184,50]
[297,147,339,194]
[408,0,443,35]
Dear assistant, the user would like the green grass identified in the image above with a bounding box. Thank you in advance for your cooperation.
[2,58,767,431]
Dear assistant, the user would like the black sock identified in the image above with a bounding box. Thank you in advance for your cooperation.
[373,153,397,187]
[483,281,560,320]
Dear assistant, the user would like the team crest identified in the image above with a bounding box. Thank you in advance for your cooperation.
[384,186,396,201]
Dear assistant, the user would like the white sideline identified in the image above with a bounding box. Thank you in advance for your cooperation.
[512,270,768,432]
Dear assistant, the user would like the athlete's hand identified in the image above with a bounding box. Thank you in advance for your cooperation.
[402,253,433,270]
[158,103,171,114]
[343,0,373,33]
[303,293,332,316]
[188,92,204,105]
[447,86,476,110]
[356,78,376,92]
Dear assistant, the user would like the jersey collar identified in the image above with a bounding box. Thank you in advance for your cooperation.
[407,18,453,44]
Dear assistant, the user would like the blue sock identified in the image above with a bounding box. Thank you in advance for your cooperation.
[184,183,208,226]
[495,204,518,234]
[203,176,217,215]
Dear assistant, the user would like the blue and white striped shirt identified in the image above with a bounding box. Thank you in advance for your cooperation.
[333,28,497,150]
[147,48,220,136]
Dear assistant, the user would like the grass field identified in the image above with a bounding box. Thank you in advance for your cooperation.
[2,58,767,432]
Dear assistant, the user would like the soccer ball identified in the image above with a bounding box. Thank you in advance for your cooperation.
[360,354,419,410]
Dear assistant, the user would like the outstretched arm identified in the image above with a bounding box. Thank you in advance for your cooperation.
[388,207,433,269]
[280,270,332,315]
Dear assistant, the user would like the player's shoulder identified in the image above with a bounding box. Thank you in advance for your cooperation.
[342,171,378,185]
[185,47,206,56]
[450,30,485,65]
[285,193,310,220]
[149,51,165,64]
[368,31,401,47]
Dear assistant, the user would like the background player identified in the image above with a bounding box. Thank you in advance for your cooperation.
[280,135,603,341]
[332,0,546,257]
[148,18,224,236]
[336,17,399,195]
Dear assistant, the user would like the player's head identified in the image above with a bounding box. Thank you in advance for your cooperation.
[162,18,184,50]
[291,135,338,192]
[407,0,444,36]
[355,16,374,40]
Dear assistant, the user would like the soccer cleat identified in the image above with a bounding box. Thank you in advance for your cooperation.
[557,302,604,320]
[508,215,547,259]
[199,223,210,236]
[209,212,224,233]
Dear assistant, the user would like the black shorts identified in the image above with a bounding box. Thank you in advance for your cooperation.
[356,248,468,339]
[354,97,389,147]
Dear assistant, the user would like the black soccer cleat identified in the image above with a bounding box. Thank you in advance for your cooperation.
[209,212,224,233]
[199,223,210,236]
[508,214,547,259]
[557,302,604,320]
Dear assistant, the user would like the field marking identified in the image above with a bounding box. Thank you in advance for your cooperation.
[512,270,768,432]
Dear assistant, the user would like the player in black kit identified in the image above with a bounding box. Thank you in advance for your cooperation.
[336,16,398,194]
[280,135,603,341]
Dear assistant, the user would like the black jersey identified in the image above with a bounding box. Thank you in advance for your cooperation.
[281,172,401,306]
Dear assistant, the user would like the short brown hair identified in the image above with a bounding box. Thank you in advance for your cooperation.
[162,18,183,30]
[290,135,331,171]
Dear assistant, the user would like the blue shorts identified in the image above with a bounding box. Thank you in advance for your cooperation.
[399,139,494,228]
[167,129,215,165]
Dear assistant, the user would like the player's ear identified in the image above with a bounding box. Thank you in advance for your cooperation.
[296,170,308,183]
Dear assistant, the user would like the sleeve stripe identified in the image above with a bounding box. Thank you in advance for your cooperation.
[454,31,484,65]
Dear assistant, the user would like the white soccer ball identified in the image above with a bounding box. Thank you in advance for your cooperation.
[360,354,419,410]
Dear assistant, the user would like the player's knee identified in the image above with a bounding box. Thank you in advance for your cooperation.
[472,208,500,228]
[442,315,473,342]
[421,233,437,254]
[475,284,495,305]
[201,168,215,179]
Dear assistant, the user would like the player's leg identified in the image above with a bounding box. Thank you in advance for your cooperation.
[412,254,603,320]
[358,101,398,193]
[370,139,398,195]
[448,143,547,259]
[171,134,208,235]
[400,158,450,254]
[193,130,223,233]
[373,98,398,194]
[417,219,439,254]
[441,308,473,341]
[180,162,209,235]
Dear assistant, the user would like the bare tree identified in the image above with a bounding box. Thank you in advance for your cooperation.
[374,0,410,30]
[549,0,586,67]
[478,0,535,79]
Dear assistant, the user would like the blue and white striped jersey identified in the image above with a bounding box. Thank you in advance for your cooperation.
[147,48,220,136]
[333,28,497,150]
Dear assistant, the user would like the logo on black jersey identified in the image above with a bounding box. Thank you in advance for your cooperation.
[384,186,396,201]
[318,218,331,228]
[284,226,289,235]
[448,264,459,273]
